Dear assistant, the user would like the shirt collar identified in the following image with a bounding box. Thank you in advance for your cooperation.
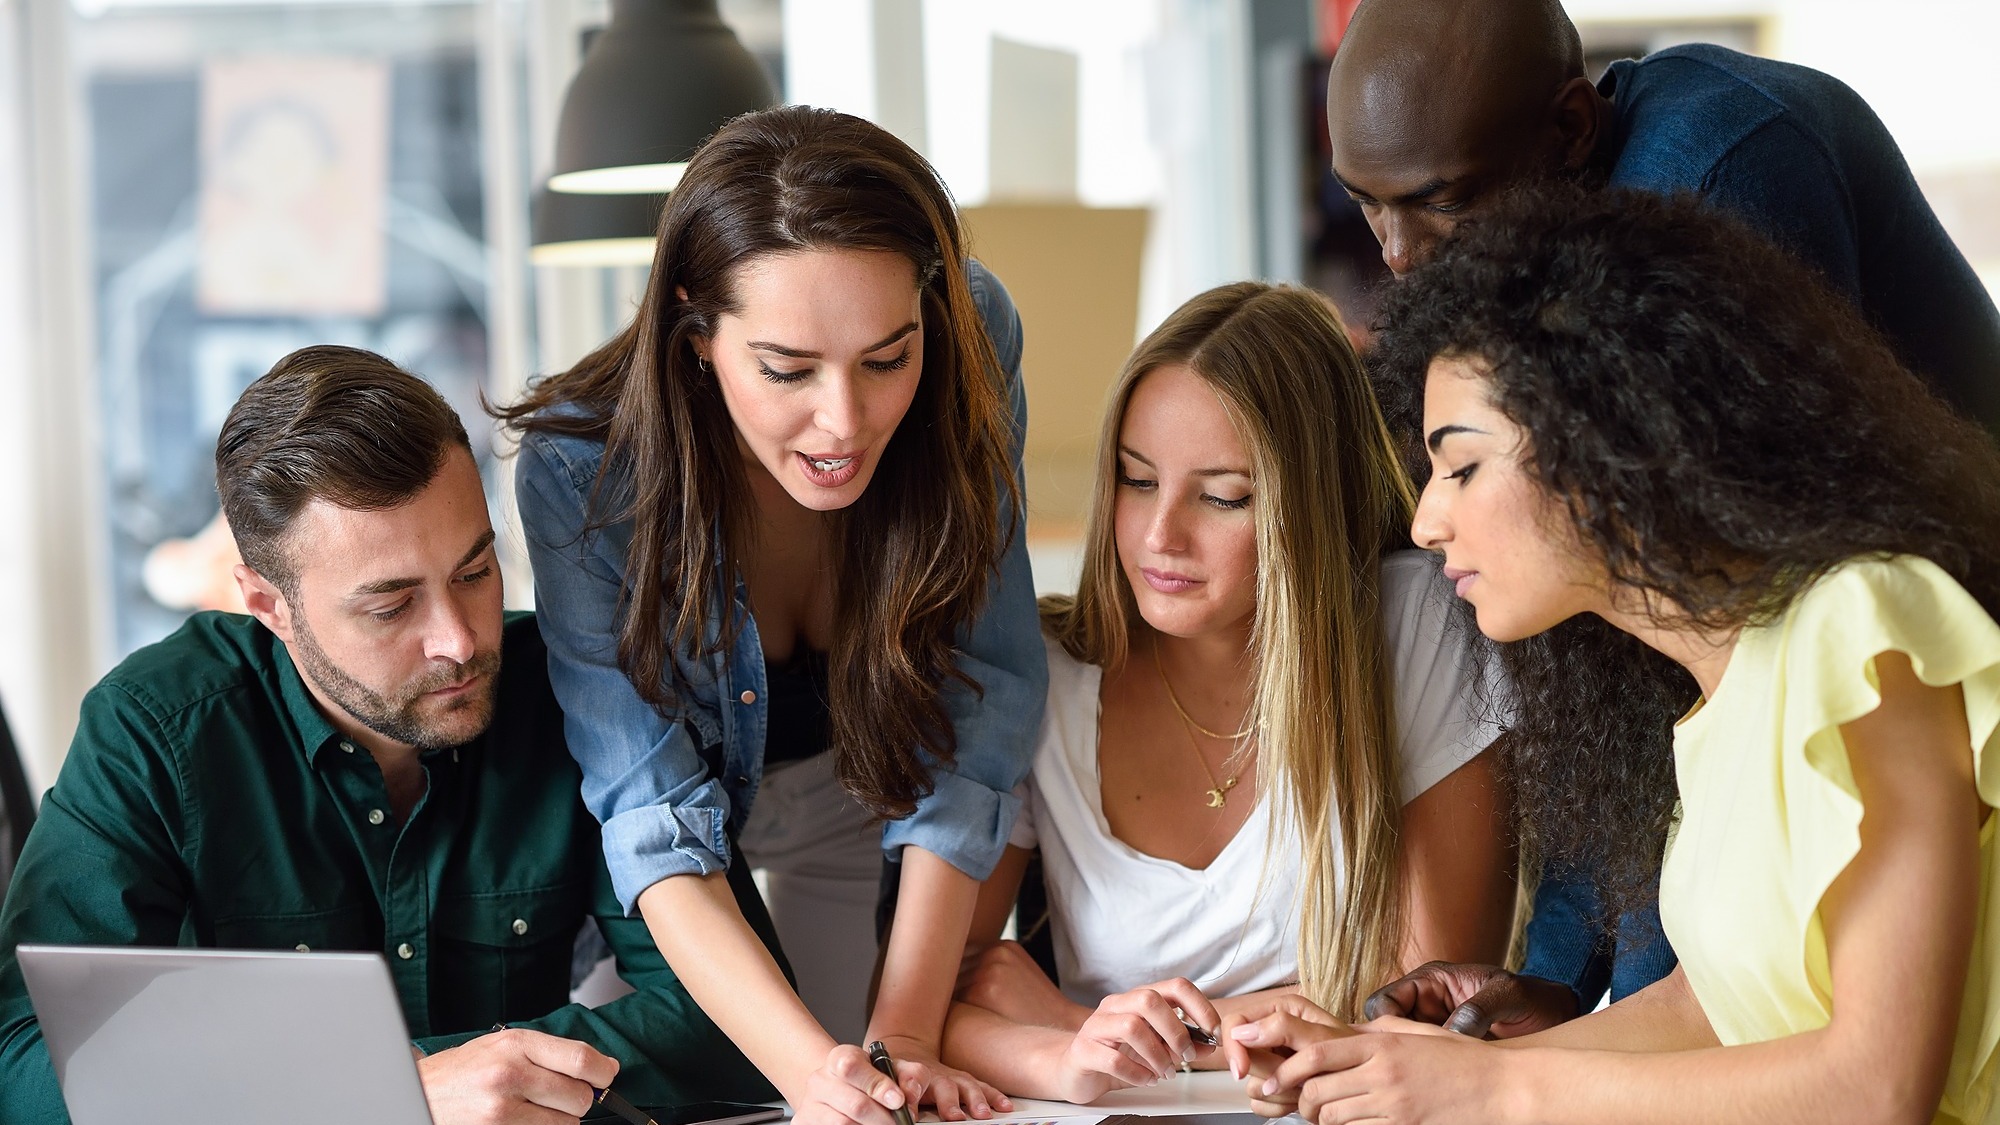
[271,639,352,767]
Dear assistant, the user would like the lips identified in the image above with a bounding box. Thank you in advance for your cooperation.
[1140,567,1202,595]
[1442,565,1478,599]
[797,450,864,488]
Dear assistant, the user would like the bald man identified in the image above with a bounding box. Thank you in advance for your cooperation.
[1327,0,2000,437]
[1332,0,2000,1039]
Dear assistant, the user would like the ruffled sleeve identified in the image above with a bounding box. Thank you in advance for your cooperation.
[1770,555,2000,1084]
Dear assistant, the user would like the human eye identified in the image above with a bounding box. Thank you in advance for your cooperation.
[456,565,494,586]
[1203,492,1252,511]
[1116,469,1155,491]
[1440,462,1479,485]
[863,348,913,373]
[371,600,412,623]
[758,361,811,385]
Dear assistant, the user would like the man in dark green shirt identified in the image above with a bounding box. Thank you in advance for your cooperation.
[0,346,777,1123]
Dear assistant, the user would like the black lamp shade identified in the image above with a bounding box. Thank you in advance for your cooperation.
[530,188,669,266]
[548,0,777,194]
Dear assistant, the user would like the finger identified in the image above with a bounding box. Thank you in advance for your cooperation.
[1297,1070,1374,1125]
[1360,975,1423,1022]
[979,1076,1013,1114]
[1218,1011,1255,1080]
[830,1045,907,1110]
[1270,1037,1368,1093]
[508,1061,600,1119]
[1102,1007,1179,1077]
[931,1074,967,1121]
[951,1075,994,1120]
[1081,1038,1157,1090]
[1229,1010,1346,1055]
[1147,977,1222,1043]
[810,1068,901,1125]
[512,1029,621,1090]
[1445,976,1524,1037]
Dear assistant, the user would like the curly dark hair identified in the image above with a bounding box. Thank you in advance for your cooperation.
[1369,184,2000,918]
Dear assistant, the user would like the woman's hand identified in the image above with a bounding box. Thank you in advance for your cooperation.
[1231,1004,1511,1125]
[956,940,1092,1032]
[869,1034,1014,1121]
[1218,993,1351,1116]
[1049,978,1221,1104]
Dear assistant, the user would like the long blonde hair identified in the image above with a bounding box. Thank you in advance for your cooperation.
[1041,282,1416,1016]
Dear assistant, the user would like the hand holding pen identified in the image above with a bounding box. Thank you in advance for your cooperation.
[416,1024,623,1125]
[1052,977,1221,1104]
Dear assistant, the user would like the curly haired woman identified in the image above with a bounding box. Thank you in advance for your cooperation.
[1223,185,2000,1125]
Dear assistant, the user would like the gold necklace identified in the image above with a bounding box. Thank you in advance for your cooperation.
[1153,636,1255,740]
[1153,638,1250,808]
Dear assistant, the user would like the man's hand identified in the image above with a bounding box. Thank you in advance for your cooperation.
[957,940,1092,1033]
[1052,978,1220,1104]
[1361,962,1577,1039]
[417,1028,618,1125]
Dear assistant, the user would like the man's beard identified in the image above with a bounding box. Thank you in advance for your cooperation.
[291,613,502,750]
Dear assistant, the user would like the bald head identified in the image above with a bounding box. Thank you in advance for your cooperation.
[1328,0,1604,275]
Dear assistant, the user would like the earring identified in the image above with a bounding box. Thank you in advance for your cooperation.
[696,355,713,373]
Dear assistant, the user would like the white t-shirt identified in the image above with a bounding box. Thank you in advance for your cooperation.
[1010,550,1503,1007]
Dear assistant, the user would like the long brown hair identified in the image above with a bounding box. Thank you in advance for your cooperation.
[498,106,1019,819]
[1042,282,1416,1016]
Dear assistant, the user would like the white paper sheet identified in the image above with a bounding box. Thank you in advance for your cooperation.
[921,1070,1259,1122]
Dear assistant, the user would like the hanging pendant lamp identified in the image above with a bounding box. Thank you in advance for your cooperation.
[546,0,777,196]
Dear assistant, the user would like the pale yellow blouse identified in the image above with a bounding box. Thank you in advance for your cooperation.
[1658,555,2000,1125]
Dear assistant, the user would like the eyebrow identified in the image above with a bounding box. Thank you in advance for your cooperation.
[1118,446,1252,478]
[1333,170,1456,206]
[1426,424,1490,452]
[746,322,920,360]
[347,529,496,599]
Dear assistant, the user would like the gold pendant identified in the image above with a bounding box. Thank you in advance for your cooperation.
[1205,776,1239,808]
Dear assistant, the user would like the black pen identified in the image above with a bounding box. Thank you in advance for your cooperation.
[594,1086,661,1125]
[865,1040,917,1125]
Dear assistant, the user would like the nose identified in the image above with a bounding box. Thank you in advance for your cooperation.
[1144,494,1188,555]
[1379,212,1418,278]
[814,371,861,443]
[1410,474,1452,552]
[423,596,478,666]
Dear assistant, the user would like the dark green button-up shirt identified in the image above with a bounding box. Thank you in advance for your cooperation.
[0,611,775,1121]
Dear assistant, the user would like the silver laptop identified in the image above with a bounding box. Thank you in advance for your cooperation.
[19,944,433,1125]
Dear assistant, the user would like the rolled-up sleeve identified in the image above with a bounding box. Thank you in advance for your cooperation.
[515,431,734,912]
[880,260,1049,879]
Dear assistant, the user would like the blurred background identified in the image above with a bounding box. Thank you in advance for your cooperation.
[0,0,1995,790]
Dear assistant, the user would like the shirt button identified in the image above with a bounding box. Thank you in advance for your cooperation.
[294,943,310,952]
[340,741,356,754]
[511,918,528,935]
[367,808,386,826]
[738,689,757,705]
[397,943,415,960]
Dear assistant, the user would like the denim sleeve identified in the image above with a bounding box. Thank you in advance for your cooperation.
[515,432,735,912]
[1700,117,1864,303]
[1519,863,1615,1012]
[879,260,1050,880]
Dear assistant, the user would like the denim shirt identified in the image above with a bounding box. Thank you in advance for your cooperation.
[1604,44,2000,436]
[516,260,1049,913]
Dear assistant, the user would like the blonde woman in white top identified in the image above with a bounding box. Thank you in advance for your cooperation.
[939,282,1515,1102]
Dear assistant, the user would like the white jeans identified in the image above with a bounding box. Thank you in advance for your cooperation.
[737,752,884,1044]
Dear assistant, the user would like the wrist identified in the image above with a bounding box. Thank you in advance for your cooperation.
[1492,1046,1554,1125]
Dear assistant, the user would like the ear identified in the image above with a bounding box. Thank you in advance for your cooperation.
[234,564,298,643]
[1548,75,1607,172]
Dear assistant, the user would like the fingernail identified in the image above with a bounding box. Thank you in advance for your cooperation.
[1182,1046,1196,1063]
[1264,1078,1281,1096]
[1231,1025,1262,1044]
[1230,1059,1244,1080]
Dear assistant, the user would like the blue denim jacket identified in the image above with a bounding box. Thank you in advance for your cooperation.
[516,260,1048,913]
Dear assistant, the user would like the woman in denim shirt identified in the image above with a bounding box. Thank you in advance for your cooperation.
[504,107,1046,1125]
